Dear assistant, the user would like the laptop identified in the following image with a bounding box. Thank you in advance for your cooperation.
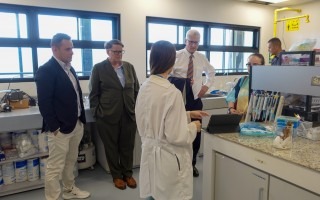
[206,114,242,134]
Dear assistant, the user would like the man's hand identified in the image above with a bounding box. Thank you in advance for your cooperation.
[53,128,60,136]
[197,85,209,98]
[190,110,209,119]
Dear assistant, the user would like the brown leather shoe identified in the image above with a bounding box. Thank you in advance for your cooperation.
[123,176,137,189]
[113,178,126,190]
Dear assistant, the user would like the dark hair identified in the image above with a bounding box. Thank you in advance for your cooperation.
[268,37,282,47]
[51,33,71,47]
[104,39,124,49]
[249,53,265,65]
[150,40,176,75]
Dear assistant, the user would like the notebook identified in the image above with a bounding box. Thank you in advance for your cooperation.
[206,114,242,134]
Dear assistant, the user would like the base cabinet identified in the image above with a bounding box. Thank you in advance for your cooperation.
[214,153,320,200]
[214,153,268,200]
[269,176,320,200]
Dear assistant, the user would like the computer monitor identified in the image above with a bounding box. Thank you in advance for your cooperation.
[280,51,315,66]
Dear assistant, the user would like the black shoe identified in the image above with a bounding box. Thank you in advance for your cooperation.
[193,166,199,177]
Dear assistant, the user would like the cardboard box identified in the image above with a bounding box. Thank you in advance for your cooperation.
[8,99,29,109]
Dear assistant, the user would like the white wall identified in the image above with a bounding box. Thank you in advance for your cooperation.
[0,0,276,96]
[276,1,320,51]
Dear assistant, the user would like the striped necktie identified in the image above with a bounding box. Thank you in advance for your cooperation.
[187,54,194,79]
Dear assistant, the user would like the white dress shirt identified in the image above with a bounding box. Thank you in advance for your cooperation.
[54,56,81,117]
[171,48,215,99]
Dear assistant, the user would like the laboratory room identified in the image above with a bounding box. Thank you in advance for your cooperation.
[0,0,320,199]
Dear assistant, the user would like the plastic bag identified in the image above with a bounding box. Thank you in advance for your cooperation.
[289,38,317,51]
[240,122,275,137]
[15,132,38,158]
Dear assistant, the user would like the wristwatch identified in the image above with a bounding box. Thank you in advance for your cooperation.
[228,107,234,114]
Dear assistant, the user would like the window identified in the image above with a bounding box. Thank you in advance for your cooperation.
[0,3,120,82]
[146,17,260,76]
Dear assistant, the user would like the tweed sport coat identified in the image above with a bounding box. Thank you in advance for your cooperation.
[89,59,139,123]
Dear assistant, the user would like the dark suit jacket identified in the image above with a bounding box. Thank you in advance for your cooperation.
[89,59,139,124]
[35,57,86,134]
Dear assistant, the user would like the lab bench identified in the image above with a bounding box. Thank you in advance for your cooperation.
[0,96,226,196]
[203,132,320,200]
[0,106,141,196]
[0,107,94,196]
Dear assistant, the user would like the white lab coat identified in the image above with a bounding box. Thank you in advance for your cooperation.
[135,75,197,200]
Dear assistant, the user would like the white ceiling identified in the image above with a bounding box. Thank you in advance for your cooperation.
[235,0,316,7]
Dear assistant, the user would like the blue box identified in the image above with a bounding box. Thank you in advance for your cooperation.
[275,116,300,137]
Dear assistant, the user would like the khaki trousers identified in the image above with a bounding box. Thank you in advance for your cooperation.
[45,120,83,200]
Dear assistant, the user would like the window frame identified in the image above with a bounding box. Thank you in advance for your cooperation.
[146,16,260,77]
[0,3,120,83]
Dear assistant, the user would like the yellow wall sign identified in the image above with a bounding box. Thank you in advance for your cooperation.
[286,19,300,31]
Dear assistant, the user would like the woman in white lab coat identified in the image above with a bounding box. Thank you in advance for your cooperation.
[135,40,207,200]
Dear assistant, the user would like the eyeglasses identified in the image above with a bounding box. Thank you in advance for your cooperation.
[187,40,199,45]
[109,50,125,55]
[246,63,261,67]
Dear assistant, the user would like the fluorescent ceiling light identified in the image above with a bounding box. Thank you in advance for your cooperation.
[257,0,288,3]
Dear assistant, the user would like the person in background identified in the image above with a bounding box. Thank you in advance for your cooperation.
[136,40,208,200]
[35,33,90,200]
[226,53,265,115]
[89,39,139,190]
[268,37,283,65]
[170,29,215,177]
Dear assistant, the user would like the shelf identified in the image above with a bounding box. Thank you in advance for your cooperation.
[0,106,94,197]
[0,179,44,197]
[0,107,95,132]
[0,152,48,165]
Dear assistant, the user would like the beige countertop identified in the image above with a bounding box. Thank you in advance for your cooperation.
[0,106,94,132]
[215,133,320,172]
[203,132,320,198]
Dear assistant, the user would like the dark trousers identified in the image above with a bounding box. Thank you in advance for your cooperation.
[96,110,136,179]
[185,79,203,166]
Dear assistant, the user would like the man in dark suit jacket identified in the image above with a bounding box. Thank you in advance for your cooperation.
[89,39,139,190]
[35,33,90,200]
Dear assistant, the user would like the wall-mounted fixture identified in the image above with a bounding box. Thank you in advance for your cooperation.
[273,7,310,36]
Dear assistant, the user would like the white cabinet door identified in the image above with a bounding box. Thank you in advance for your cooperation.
[214,153,268,200]
[269,176,320,200]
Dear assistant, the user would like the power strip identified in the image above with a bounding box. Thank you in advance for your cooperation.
[312,97,320,105]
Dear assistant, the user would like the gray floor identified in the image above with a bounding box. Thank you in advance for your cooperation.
[1,157,203,200]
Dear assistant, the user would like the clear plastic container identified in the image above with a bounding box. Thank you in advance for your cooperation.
[273,116,300,149]
[297,121,313,137]
[275,116,300,137]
